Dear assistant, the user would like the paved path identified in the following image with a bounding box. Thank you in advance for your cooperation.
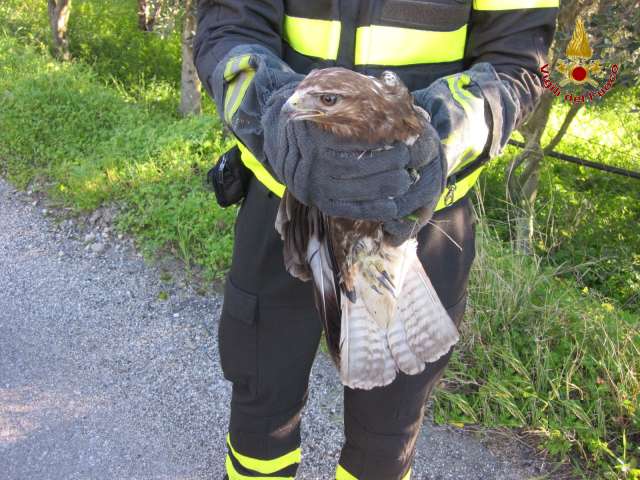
[0,178,546,479]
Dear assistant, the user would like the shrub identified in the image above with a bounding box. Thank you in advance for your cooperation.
[0,36,235,278]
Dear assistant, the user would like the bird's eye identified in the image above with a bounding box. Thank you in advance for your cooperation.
[319,94,338,106]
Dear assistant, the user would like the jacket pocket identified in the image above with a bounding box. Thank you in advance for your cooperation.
[379,0,471,31]
[218,277,259,393]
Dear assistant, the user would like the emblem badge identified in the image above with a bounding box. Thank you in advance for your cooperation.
[556,18,601,87]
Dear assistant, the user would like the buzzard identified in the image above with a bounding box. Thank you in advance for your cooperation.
[275,68,459,389]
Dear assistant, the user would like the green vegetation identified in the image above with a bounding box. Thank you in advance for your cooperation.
[0,34,235,276]
[436,222,639,479]
[481,95,640,314]
[1,1,638,477]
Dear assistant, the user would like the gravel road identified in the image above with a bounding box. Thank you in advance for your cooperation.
[0,177,547,479]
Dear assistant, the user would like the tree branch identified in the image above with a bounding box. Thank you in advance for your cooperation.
[544,103,582,154]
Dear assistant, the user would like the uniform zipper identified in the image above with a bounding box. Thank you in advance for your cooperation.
[444,154,491,206]
[444,174,457,206]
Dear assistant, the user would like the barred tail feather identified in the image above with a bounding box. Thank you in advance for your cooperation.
[390,254,459,371]
[340,294,396,390]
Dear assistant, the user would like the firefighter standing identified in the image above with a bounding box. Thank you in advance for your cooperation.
[194,1,558,479]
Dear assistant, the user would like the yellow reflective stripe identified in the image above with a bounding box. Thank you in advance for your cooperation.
[223,55,256,123]
[224,54,252,82]
[435,166,485,211]
[336,465,412,480]
[446,76,474,117]
[224,70,255,123]
[225,456,294,480]
[456,74,473,99]
[283,15,341,60]
[336,464,358,480]
[355,24,467,65]
[473,0,558,10]
[236,141,286,197]
[226,435,300,475]
[457,145,482,169]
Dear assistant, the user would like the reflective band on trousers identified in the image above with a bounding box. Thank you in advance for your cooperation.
[336,464,412,480]
[473,0,559,9]
[236,140,476,212]
[225,434,299,478]
[225,456,294,480]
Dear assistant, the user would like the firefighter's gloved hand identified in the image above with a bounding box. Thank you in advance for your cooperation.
[412,63,519,175]
[262,90,446,221]
[210,44,304,158]
[380,146,446,245]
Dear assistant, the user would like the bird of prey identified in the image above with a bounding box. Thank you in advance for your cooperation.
[275,68,459,390]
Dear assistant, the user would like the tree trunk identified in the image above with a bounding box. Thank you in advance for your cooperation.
[179,0,202,117]
[137,0,161,32]
[506,93,554,254]
[138,0,150,30]
[504,0,597,253]
[47,0,72,61]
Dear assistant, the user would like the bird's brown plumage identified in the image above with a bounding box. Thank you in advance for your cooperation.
[286,68,427,144]
[275,68,458,389]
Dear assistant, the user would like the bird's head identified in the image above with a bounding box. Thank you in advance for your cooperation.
[282,68,426,144]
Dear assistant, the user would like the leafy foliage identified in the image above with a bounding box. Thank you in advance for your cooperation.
[481,92,640,313]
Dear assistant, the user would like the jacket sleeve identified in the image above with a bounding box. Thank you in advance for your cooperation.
[193,0,284,99]
[464,2,558,155]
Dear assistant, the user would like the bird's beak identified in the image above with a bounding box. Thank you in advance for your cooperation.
[282,91,322,120]
[282,92,302,117]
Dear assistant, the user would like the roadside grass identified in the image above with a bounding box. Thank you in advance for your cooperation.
[0,0,198,117]
[0,36,235,277]
[434,218,640,479]
[1,10,639,478]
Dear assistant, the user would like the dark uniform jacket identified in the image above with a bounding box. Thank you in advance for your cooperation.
[194,0,558,129]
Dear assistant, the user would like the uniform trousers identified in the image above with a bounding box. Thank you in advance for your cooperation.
[218,177,476,479]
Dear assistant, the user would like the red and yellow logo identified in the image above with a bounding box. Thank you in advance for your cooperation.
[540,17,619,104]
[556,18,601,87]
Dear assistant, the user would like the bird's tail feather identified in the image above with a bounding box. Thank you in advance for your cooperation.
[339,243,458,389]
[387,254,459,372]
[340,293,396,390]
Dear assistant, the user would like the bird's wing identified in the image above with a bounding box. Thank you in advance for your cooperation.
[307,212,342,363]
[275,191,313,281]
[275,192,342,363]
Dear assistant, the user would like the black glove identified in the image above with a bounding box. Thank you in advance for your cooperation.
[412,63,519,174]
[375,64,519,244]
[262,86,446,223]
[210,45,304,159]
